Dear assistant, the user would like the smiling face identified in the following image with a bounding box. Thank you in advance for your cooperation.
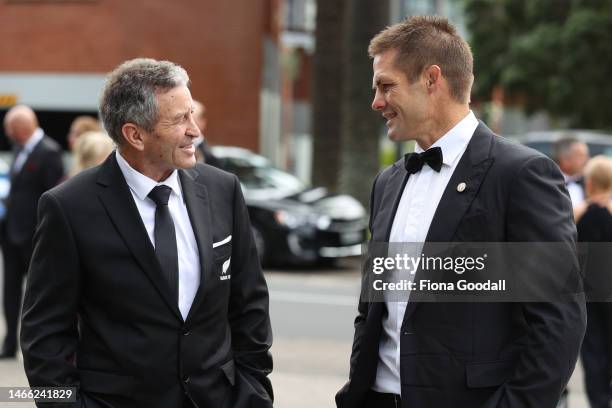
[140,85,199,180]
[371,49,433,143]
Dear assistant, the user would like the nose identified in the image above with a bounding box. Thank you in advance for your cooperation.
[186,112,200,138]
[371,88,386,111]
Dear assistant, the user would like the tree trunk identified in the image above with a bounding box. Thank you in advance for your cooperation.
[339,0,389,207]
[311,0,347,192]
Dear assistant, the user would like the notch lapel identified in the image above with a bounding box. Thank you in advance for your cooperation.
[179,167,213,323]
[402,123,496,323]
[374,162,410,242]
[96,154,183,321]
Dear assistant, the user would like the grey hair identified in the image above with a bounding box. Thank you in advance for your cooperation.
[99,58,190,145]
[553,136,581,162]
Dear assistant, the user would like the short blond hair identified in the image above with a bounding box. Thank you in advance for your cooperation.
[368,15,473,103]
[71,131,115,176]
[584,155,612,193]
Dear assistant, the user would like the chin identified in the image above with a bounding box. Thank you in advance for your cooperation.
[388,130,412,143]
[178,157,197,169]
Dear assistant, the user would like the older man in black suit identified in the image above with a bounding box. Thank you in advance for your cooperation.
[1,105,63,358]
[21,58,273,407]
[336,16,586,408]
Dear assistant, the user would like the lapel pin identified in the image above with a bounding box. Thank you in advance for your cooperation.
[457,182,467,193]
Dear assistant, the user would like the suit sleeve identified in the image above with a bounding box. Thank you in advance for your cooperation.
[20,191,83,408]
[41,147,65,190]
[336,171,383,407]
[495,155,586,408]
[227,175,274,407]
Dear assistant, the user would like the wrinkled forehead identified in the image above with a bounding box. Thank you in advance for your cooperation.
[155,86,194,118]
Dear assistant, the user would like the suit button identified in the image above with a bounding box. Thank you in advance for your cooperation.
[183,330,191,336]
[183,376,191,384]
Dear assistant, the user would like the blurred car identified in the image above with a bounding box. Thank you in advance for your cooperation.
[510,130,612,158]
[209,146,368,265]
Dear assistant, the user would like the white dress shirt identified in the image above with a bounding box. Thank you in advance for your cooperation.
[116,151,200,320]
[373,111,479,394]
[562,173,585,208]
[12,127,44,175]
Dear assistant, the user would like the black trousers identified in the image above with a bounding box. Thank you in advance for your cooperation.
[365,390,401,408]
[581,302,612,408]
[1,239,31,353]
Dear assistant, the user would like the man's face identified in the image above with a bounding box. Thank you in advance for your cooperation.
[568,142,589,175]
[371,49,431,142]
[141,85,199,179]
[3,117,29,146]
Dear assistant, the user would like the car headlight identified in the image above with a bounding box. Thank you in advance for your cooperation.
[315,215,332,230]
[274,210,309,228]
[274,210,332,230]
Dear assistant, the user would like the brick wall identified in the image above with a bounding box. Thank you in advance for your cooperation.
[0,0,268,151]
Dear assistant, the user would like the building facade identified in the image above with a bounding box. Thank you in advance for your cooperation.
[0,0,280,152]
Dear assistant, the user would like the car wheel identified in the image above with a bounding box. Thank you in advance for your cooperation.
[251,225,267,265]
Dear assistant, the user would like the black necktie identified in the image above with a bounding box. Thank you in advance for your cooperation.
[404,147,443,174]
[148,185,179,302]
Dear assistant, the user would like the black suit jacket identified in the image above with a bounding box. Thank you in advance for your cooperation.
[4,135,64,246]
[337,123,586,408]
[21,154,273,408]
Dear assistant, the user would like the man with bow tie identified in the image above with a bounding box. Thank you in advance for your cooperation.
[0,105,63,359]
[336,16,586,408]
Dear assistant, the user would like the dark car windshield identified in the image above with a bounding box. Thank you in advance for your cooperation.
[215,154,307,200]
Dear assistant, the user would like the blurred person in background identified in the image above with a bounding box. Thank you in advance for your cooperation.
[575,155,612,408]
[69,130,114,177]
[20,58,272,407]
[193,100,219,167]
[66,115,102,151]
[554,137,590,209]
[0,105,64,359]
[337,16,585,408]
[552,136,591,408]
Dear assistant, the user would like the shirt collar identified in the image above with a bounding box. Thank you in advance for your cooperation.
[22,128,44,153]
[115,150,182,202]
[415,111,478,167]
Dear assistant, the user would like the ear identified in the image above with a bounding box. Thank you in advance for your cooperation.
[423,65,442,93]
[121,123,146,151]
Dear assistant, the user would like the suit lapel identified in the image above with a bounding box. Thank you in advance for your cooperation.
[374,162,409,242]
[425,122,495,242]
[402,122,495,323]
[96,154,183,321]
[179,168,213,323]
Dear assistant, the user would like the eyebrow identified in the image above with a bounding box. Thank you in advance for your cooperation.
[170,108,191,121]
[372,78,386,90]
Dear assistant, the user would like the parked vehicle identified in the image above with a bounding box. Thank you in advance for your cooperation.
[209,146,367,265]
[510,130,612,158]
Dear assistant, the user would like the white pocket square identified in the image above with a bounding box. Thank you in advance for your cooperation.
[213,235,232,248]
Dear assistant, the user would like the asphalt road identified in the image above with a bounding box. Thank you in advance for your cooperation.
[0,257,591,408]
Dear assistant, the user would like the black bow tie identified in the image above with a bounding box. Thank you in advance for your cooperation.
[404,147,443,174]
